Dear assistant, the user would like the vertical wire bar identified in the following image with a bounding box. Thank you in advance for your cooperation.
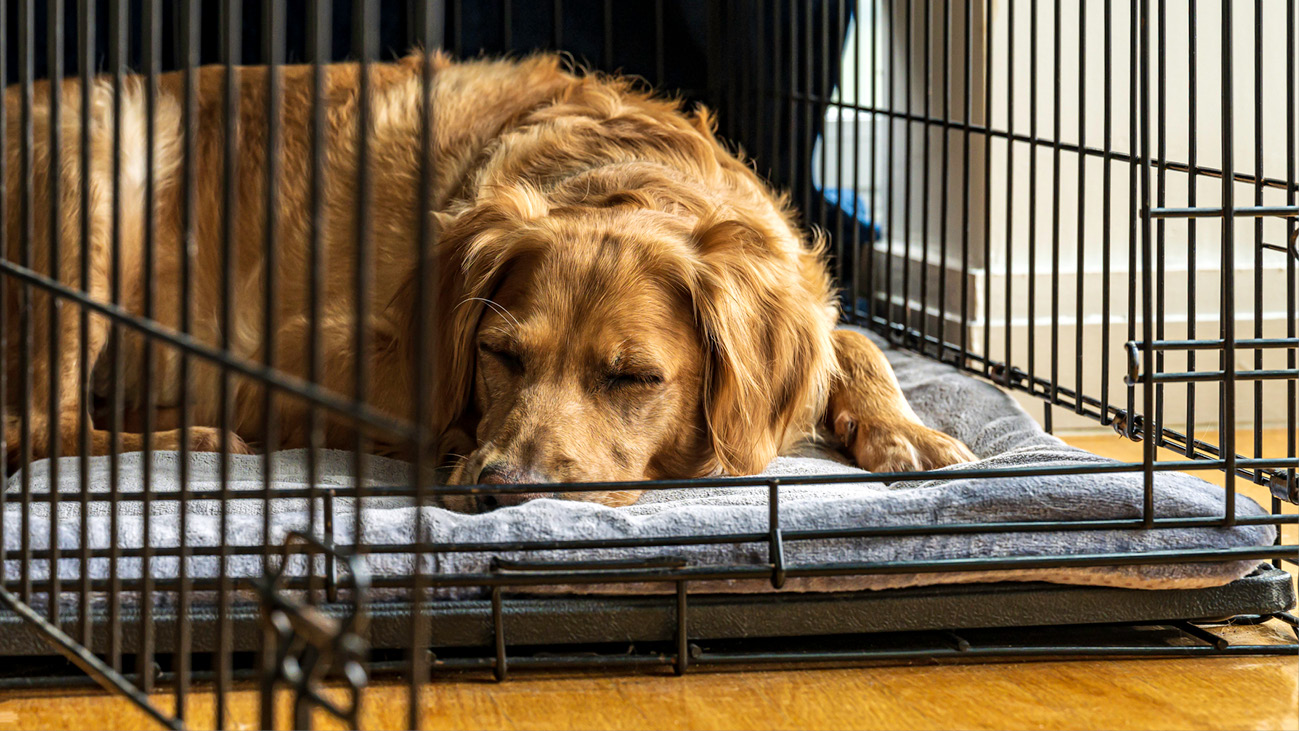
[218,0,242,723]
[937,0,951,357]
[308,0,333,606]
[790,0,799,231]
[733,0,744,145]
[735,0,743,142]
[654,0,665,86]
[1074,0,1087,414]
[1138,0,1156,525]
[1286,0,1297,528]
[491,586,507,681]
[106,0,125,674]
[502,0,512,49]
[354,0,377,602]
[753,0,766,175]
[46,0,65,630]
[735,0,744,172]
[1003,0,1015,388]
[850,0,862,323]
[259,0,285,704]
[76,0,94,651]
[0,0,8,607]
[1185,0,1197,456]
[553,0,563,49]
[820,0,832,238]
[139,0,160,691]
[18,0,35,610]
[1155,0,1167,453]
[1050,0,1063,406]
[772,0,783,187]
[1251,0,1263,487]
[409,3,441,726]
[260,609,277,731]
[833,0,845,299]
[917,0,931,351]
[982,0,993,375]
[1219,0,1237,523]
[675,582,688,675]
[885,0,895,331]
[803,0,814,228]
[865,0,877,321]
[1028,0,1040,394]
[717,0,728,140]
[1126,0,1139,438]
[262,0,286,579]
[177,0,199,717]
[902,0,912,338]
[767,479,785,588]
[1100,0,1113,422]
[453,0,462,54]
[407,0,444,721]
[769,0,779,185]
[959,0,971,360]
[603,0,613,70]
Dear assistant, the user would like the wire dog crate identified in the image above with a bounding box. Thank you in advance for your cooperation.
[0,0,1296,728]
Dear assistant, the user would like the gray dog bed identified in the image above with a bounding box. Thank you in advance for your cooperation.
[3,327,1273,599]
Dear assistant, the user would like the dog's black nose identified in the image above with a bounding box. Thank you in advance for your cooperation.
[474,464,553,511]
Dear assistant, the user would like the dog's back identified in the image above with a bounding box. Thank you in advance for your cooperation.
[0,53,710,456]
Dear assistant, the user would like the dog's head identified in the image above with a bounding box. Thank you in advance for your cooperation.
[421,177,836,512]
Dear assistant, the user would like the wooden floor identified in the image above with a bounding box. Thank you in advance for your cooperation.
[0,430,1295,730]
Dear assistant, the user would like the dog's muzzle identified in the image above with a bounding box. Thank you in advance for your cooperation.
[472,463,554,511]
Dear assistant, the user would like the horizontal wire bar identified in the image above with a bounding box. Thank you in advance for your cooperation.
[6,515,1296,564]
[1132,369,1299,384]
[691,643,1299,664]
[9,458,1299,502]
[792,93,1295,193]
[4,639,1293,684]
[11,629,1296,689]
[1145,338,1299,351]
[5,547,1294,594]
[1148,205,1299,219]
[418,546,1297,587]
[407,641,1299,672]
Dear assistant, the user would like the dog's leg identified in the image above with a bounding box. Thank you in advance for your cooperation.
[5,290,253,467]
[825,329,975,472]
[3,244,252,469]
[4,83,248,469]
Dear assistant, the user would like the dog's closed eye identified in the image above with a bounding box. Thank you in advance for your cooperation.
[479,342,525,374]
[606,371,664,389]
[603,350,666,390]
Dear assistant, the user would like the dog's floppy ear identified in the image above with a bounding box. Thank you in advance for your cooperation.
[690,214,838,475]
[392,186,551,444]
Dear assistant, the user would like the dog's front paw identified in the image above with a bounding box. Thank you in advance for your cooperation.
[832,411,975,473]
[168,427,254,455]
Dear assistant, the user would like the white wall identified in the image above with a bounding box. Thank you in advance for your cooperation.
[819,0,1298,433]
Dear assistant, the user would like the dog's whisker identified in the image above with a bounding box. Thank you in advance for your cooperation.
[459,296,521,331]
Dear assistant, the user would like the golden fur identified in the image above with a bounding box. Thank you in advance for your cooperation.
[3,53,973,510]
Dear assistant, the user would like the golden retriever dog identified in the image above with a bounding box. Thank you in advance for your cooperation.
[3,53,973,511]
